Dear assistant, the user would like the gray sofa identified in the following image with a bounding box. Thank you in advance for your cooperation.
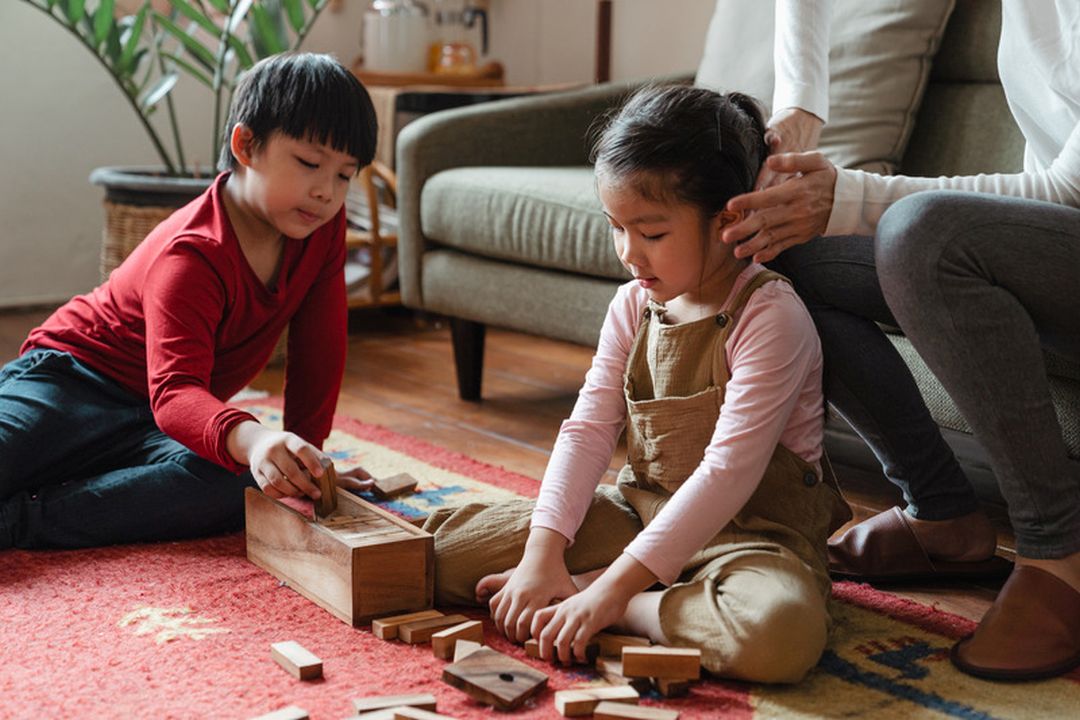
[396,1,1080,506]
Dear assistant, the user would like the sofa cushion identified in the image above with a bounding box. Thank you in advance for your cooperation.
[421,166,625,280]
[695,0,955,174]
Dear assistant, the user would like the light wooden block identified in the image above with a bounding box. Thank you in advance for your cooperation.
[270,641,322,681]
[621,646,701,680]
[314,460,338,519]
[654,677,692,698]
[593,702,679,720]
[554,686,639,717]
[372,610,444,640]
[351,711,397,720]
[250,705,309,720]
[398,613,470,644]
[596,632,651,658]
[442,647,548,710]
[391,708,457,720]
[431,620,484,659]
[453,639,483,662]
[524,638,541,658]
[372,472,418,499]
[595,658,652,695]
[245,487,433,626]
[353,693,437,714]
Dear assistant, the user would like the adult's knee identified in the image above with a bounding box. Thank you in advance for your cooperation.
[875,191,958,297]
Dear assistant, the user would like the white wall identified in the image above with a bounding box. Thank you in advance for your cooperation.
[0,0,714,307]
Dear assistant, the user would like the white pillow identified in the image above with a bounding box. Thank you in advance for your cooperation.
[695,0,955,174]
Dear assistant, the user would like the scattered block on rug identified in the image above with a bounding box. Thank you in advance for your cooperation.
[596,632,651,657]
[554,686,640,717]
[399,613,470,644]
[524,638,599,664]
[442,646,548,710]
[389,708,457,720]
[653,677,692,698]
[595,658,652,694]
[371,609,444,640]
[371,472,419,499]
[314,461,338,519]
[352,693,438,714]
[431,620,484,659]
[453,639,483,662]
[593,702,679,720]
[621,647,701,680]
[245,488,433,626]
[270,641,322,681]
[250,705,309,720]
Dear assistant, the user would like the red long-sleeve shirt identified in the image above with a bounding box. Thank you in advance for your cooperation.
[24,173,347,472]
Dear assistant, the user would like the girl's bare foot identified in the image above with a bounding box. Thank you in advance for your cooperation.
[475,568,515,603]
[570,566,607,591]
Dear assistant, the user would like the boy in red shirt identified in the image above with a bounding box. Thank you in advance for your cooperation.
[0,53,377,548]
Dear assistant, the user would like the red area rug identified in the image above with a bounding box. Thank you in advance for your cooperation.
[2,405,1077,719]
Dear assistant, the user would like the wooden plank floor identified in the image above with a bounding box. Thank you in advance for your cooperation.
[0,306,1004,622]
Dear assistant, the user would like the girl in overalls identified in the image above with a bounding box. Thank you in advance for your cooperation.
[423,85,851,683]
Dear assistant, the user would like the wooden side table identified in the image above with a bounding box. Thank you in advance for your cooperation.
[346,161,400,310]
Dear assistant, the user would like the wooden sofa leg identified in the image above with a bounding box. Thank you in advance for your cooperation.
[450,318,485,401]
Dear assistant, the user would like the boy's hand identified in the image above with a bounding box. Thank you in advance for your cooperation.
[227,420,327,500]
[532,584,627,665]
[334,465,375,493]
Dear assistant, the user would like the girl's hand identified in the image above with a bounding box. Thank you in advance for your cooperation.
[723,152,838,263]
[756,108,824,190]
[532,584,628,665]
[485,556,579,644]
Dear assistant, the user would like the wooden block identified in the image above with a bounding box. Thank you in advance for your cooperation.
[524,637,599,664]
[372,610,444,640]
[431,620,484,659]
[391,708,457,720]
[596,632,651,658]
[246,488,433,626]
[352,711,397,720]
[621,646,701,680]
[250,705,309,720]
[442,646,548,710]
[353,693,437,713]
[453,639,483,662]
[270,641,322,681]
[399,613,470,644]
[596,658,652,695]
[524,638,541,658]
[554,686,639,717]
[372,472,418,499]
[593,702,679,720]
[314,460,338,518]
[653,677,692,698]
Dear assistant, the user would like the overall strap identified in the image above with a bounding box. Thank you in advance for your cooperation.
[712,269,793,386]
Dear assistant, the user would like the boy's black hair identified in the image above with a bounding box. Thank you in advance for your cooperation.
[590,84,769,215]
[218,52,377,172]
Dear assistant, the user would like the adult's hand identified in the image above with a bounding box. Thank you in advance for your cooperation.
[723,152,838,263]
[756,107,824,190]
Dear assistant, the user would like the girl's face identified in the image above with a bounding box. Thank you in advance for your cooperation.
[599,176,735,305]
[233,127,359,240]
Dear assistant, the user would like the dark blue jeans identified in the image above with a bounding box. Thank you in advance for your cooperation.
[0,349,256,549]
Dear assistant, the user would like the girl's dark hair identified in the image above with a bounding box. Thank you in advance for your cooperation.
[218,52,378,171]
[590,84,769,214]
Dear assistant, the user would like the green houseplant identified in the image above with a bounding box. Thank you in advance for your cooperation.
[21,0,333,276]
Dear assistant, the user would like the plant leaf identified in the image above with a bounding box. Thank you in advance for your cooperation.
[92,0,115,48]
[166,52,213,88]
[153,11,216,71]
[168,0,221,39]
[282,0,305,34]
[139,71,179,111]
[119,4,148,73]
[227,0,254,35]
[64,0,85,25]
[204,0,229,12]
[248,3,286,58]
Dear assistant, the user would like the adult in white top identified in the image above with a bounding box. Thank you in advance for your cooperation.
[722,0,1080,681]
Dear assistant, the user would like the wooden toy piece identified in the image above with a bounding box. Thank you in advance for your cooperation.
[431,620,484,660]
[372,610,444,640]
[351,711,397,720]
[353,693,438,714]
[653,677,692,698]
[593,702,679,720]
[372,472,419,499]
[554,685,640,717]
[442,646,548,710]
[314,460,338,519]
[399,613,470,644]
[390,708,458,720]
[595,632,651,658]
[524,638,541,658]
[250,705,309,720]
[270,641,322,681]
[595,658,652,695]
[453,638,483,662]
[245,488,433,626]
[523,637,599,664]
[621,646,701,680]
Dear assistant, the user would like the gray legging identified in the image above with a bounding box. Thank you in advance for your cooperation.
[771,190,1080,559]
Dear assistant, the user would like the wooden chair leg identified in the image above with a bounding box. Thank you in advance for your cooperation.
[450,318,485,401]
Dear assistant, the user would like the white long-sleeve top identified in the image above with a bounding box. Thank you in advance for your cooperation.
[530,265,825,586]
[773,0,831,124]
[822,1,1080,236]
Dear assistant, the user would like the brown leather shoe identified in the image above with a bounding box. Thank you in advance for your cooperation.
[828,507,1012,582]
[951,565,1080,681]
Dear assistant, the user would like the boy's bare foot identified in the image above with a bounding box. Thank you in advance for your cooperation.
[475,568,515,603]
[905,509,998,562]
[570,566,607,592]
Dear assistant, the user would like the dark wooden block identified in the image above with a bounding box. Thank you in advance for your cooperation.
[372,472,418,499]
[441,647,548,710]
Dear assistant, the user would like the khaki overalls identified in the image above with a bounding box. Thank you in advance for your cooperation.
[424,270,852,683]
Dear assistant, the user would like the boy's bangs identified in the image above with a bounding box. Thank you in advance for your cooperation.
[276,69,377,168]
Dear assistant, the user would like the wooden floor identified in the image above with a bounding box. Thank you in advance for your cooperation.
[1,305,1004,623]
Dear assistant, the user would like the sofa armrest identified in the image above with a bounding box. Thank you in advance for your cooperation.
[396,74,692,308]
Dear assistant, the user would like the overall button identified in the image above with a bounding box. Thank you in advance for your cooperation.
[715,313,729,327]
[802,471,818,487]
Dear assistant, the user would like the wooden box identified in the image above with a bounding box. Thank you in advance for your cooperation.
[245,488,433,626]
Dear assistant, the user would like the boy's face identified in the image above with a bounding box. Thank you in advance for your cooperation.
[239,130,359,240]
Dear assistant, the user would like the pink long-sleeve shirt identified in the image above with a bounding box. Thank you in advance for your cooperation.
[531,264,825,585]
